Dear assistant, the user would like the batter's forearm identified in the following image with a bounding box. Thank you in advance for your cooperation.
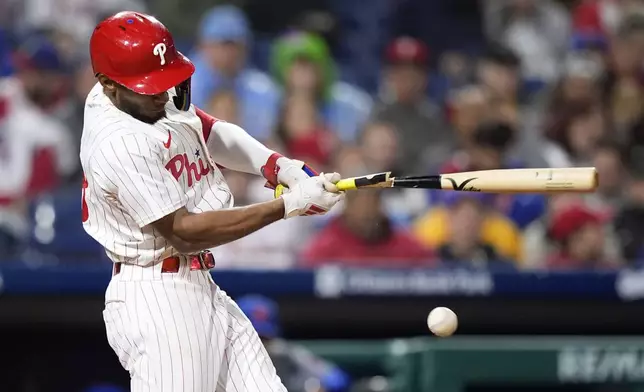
[171,199,285,252]
[207,121,273,175]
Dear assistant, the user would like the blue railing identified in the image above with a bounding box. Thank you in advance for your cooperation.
[1,262,644,300]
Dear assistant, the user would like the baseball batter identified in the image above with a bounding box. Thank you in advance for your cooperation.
[80,11,343,392]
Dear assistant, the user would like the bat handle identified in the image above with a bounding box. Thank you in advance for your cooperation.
[275,177,344,195]
[334,178,356,192]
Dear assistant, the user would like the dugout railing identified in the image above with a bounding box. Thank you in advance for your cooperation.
[297,336,644,392]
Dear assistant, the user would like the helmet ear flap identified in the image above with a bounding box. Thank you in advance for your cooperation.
[173,78,191,111]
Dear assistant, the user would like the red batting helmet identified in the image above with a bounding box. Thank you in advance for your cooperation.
[90,11,195,109]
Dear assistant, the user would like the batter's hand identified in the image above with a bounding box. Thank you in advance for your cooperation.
[280,173,344,219]
[271,158,319,198]
[276,158,317,188]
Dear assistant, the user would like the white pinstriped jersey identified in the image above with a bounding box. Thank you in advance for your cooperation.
[80,82,233,265]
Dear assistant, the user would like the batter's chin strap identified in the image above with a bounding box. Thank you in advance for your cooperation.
[173,78,191,111]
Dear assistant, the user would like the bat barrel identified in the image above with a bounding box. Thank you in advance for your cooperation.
[437,167,598,193]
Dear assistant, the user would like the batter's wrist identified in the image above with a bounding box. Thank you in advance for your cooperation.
[275,197,287,219]
[280,192,299,219]
[260,152,284,188]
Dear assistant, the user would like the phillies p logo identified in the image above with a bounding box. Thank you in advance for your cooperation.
[153,43,167,65]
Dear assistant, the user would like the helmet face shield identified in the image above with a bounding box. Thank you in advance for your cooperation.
[173,78,191,111]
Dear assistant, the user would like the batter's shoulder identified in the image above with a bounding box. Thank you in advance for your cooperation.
[80,120,161,167]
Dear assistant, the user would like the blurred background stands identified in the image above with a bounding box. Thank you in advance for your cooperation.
[3,1,644,391]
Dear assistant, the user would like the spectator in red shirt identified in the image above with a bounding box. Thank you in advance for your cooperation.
[546,204,616,270]
[299,188,434,268]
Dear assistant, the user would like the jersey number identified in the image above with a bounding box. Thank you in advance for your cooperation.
[81,175,89,222]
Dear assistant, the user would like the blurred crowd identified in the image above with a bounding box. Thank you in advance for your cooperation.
[4,0,644,272]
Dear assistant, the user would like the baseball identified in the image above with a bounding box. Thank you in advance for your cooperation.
[427,307,458,337]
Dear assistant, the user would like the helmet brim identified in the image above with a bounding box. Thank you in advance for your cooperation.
[111,51,195,95]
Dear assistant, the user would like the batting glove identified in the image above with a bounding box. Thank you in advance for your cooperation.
[276,157,318,187]
[280,173,344,219]
[262,154,317,188]
[267,157,319,198]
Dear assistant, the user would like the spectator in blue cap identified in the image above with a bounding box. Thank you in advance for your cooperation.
[11,33,70,113]
[0,32,77,253]
[190,5,280,142]
[237,295,351,392]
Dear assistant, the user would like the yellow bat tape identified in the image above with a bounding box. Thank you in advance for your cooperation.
[274,172,391,198]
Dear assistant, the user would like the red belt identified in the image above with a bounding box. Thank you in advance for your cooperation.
[113,251,215,276]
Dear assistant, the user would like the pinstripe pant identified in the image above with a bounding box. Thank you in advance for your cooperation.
[103,262,286,392]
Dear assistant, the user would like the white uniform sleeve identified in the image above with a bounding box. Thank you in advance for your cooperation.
[206,120,273,175]
[91,133,187,228]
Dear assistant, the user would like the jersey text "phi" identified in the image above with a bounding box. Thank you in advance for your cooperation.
[165,154,210,187]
